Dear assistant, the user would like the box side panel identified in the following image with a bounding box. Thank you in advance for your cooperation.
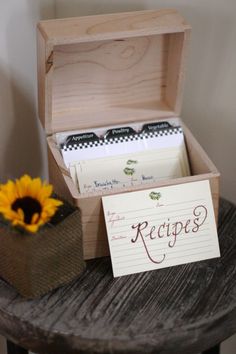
[48,146,74,205]
[39,9,191,45]
[166,29,190,116]
[75,197,109,260]
[37,26,54,135]
[209,175,220,224]
[47,140,109,259]
[183,123,219,175]
[183,122,220,222]
[37,30,46,130]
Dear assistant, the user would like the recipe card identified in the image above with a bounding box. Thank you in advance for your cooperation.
[75,145,190,193]
[102,180,220,277]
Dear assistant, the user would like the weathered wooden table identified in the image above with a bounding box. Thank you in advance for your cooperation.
[1,198,236,354]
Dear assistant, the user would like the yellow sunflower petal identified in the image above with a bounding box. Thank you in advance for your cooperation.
[40,211,51,223]
[31,213,40,224]
[0,191,12,206]
[29,178,43,199]
[38,183,53,203]
[15,175,31,198]
[0,175,63,233]
[42,198,62,212]
[16,208,25,221]
[0,180,18,203]
[47,198,63,207]
[12,219,24,227]
[0,208,18,221]
[24,223,39,233]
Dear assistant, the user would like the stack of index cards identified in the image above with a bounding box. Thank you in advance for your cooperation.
[58,118,191,194]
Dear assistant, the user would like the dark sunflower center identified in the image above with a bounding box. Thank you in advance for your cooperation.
[12,197,42,224]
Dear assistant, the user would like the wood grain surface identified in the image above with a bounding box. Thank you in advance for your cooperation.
[37,9,190,135]
[47,122,220,260]
[39,8,219,262]
[0,198,235,354]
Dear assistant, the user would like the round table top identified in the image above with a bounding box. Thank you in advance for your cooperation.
[0,198,236,354]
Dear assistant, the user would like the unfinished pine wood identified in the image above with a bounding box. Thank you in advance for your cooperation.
[37,30,54,134]
[209,174,220,224]
[183,123,219,175]
[52,35,169,131]
[37,9,190,134]
[51,102,176,133]
[166,30,190,115]
[38,9,191,45]
[39,9,220,260]
[0,198,235,354]
[37,30,46,130]
[47,119,220,260]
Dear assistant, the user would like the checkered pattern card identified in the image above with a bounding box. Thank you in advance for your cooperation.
[59,119,186,169]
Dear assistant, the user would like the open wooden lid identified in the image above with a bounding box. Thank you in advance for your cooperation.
[37,9,191,135]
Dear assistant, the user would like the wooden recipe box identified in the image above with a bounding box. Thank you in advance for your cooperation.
[37,9,220,260]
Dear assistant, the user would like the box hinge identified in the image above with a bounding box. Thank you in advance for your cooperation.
[46,51,53,74]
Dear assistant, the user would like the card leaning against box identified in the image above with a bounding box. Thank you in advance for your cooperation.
[57,117,220,276]
[102,181,220,277]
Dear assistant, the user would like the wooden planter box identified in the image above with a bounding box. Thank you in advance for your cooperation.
[37,9,220,260]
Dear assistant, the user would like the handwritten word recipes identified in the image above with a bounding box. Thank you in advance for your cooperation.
[102,181,220,277]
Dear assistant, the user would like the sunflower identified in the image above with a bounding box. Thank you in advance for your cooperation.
[0,175,62,233]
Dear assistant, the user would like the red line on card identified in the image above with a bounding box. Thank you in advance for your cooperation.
[118,211,197,223]
[117,249,215,269]
[114,244,213,260]
[109,227,210,238]
[112,217,210,230]
[113,199,205,215]
[111,233,211,251]
[112,237,212,253]
[165,199,205,206]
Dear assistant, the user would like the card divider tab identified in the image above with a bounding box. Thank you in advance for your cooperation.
[60,119,180,150]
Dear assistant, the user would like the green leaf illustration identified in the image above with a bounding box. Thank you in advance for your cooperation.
[123,167,135,176]
[126,159,138,165]
[149,192,161,201]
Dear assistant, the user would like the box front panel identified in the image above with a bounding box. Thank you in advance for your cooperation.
[48,124,219,260]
